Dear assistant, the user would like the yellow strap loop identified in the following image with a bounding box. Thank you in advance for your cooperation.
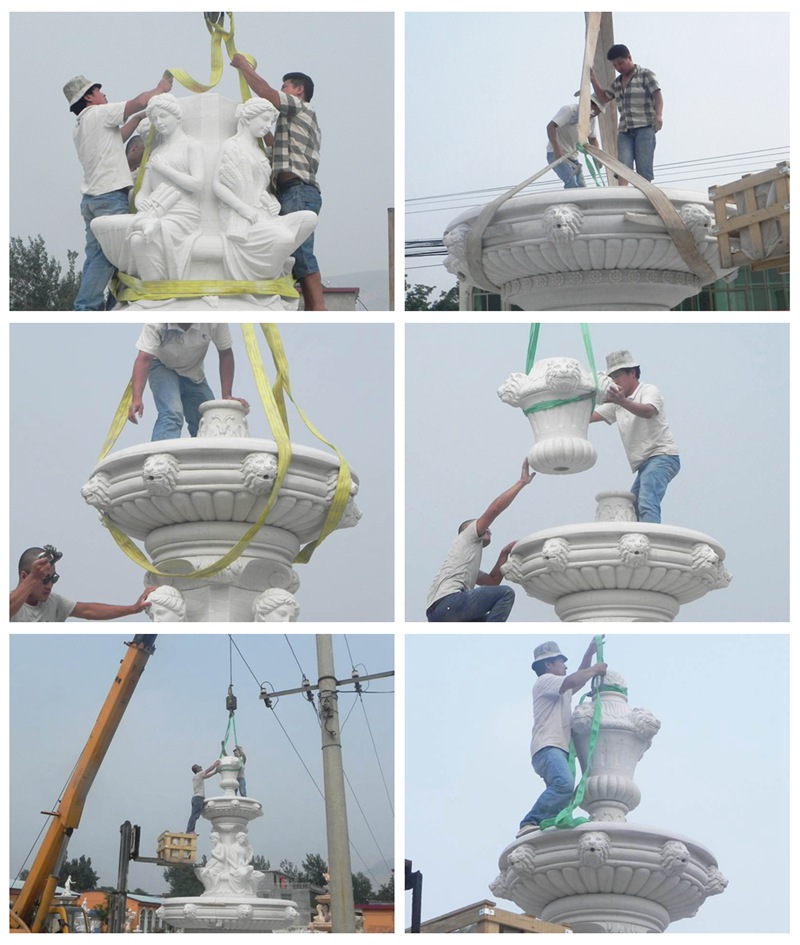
[167,13,256,102]
[113,271,299,302]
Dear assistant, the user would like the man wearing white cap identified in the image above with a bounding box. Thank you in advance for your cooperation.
[545,94,603,189]
[426,461,534,622]
[63,72,173,310]
[517,639,607,837]
[591,350,680,524]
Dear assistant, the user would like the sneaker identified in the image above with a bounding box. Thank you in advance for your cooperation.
[515,823,539,838]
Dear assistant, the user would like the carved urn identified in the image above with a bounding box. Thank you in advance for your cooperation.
[498,357,613,475]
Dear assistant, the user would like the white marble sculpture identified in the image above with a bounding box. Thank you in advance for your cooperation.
[90,94,318,310]
[214,98,317,295]
[145,584,188,623]
[252,588,300,622]
[93,95,204,286]
[498,357,615,475]
[502,491,731,621]
[490,669,727,932]
[81,401,360,622]
[444,189,737,311]
[158,754,298,932]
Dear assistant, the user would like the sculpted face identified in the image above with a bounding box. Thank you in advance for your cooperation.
[247,113,273,138]
[151,107,180,137]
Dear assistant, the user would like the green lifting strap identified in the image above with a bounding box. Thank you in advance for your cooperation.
[538,634,606,831]
[220,712,239,757]
[523,323,600,415]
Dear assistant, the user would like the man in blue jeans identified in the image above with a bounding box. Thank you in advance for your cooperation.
[128,324,249,441]
[426,461,534,622]
[517,639,607,837]
[64,72,173,310]
[187,759,220,834]
[591,350,680,524]
[590,44,663,184]
[230,54,325,310]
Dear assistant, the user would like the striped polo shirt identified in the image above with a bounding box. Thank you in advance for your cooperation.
[272,91,321,190]
[605,65,661,132]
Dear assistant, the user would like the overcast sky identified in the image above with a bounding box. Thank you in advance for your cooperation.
[10,323,394,622]
[406,321,789,622]
[405,632,789,933]
[405,10,790,293]
[10,11,394,299]
[10,633,394,893]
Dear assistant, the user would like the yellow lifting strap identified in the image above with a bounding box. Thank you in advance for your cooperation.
[111,271,299,303]
[95,325,352,578]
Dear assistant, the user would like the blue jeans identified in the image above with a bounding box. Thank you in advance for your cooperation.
[548,151,586,188]
[519,747,574,828]
[237,776,247,797]
[277,181,322,277]
[186,795,204,833]
[617,126,656,182]
[426,586,515,622]
[74,189,130,310]
[148,360,215,441]
[631,454,681,524]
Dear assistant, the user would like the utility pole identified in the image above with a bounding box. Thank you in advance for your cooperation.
[316,635,356,933]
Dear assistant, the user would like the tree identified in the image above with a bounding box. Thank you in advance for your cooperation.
[57,854,99,892]
[376,874,394,901]
[351,872,374,905]
[278,859,301,883]
[252,854,270,872]
[404,279,459,311]
[163,859,205,897]
[299,852,328,887]
[10,235,81,311]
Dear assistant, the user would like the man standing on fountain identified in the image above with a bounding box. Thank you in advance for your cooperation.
[517,639,607,837]
[187,759,221,834]
[127,323,250,441]
[426,461,534,622]
[229,53,326,311]
[591,350,680,524]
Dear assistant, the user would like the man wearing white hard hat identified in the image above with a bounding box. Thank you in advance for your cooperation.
[63,72,173,310]
[426,460,535,622]
[517,638,607,837]
[591,350,680,524]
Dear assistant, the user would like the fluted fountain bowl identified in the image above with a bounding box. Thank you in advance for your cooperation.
[444,188,736,311]
[491,822,727,933]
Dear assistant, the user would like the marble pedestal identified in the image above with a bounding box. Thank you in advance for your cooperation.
[444,189,736,311]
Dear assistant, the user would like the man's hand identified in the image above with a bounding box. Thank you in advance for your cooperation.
[127,398,145,424]
[592,662,608,678]
[605,386,627,406]
[135,586,157,612]
[27,556,52,585]
[230,53,251,72]
[586,635,605,658]
[156,75,173,95]
[519,460,535,485]
[228,396,250,409]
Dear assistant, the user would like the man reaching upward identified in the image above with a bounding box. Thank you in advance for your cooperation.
[426,461,534,622]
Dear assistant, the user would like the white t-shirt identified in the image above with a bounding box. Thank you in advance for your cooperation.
[73,101,133,196]
[530,673,573,757]
[192,771,207,797]
[11,592,77,622]
[426,520,484,609]
[546,104,598,154]
[594,382,679,472]
[136,324,233,383]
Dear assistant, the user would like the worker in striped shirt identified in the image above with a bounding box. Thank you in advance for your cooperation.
[591,44,663,185]
[230,54,326,310]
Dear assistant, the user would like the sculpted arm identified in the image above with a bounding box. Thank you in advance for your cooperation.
[150,140,205,194]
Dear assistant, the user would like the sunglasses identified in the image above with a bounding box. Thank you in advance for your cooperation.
[41,573,60,586]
